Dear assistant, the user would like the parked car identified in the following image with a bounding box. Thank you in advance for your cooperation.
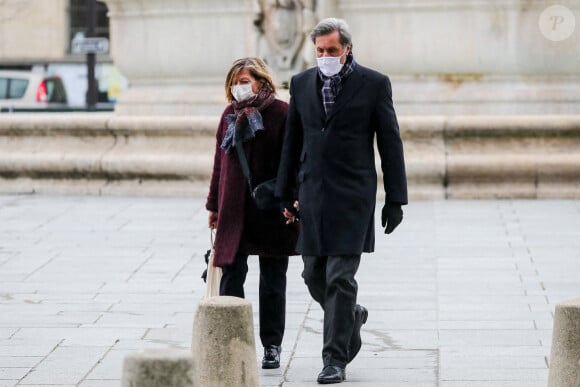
[0,70,68,111]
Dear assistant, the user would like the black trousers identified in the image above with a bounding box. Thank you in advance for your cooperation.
[220,252,289,348]
[302,254,361,368]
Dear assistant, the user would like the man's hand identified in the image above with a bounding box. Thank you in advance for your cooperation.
[281,200,299,224]
[381,203,403,234]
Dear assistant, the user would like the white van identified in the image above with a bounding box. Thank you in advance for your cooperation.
[0,70,68,111]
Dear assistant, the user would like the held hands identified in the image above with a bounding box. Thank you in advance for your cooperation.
[281,200,300,224]
[381,203,403,234]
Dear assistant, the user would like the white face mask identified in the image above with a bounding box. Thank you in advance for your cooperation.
[231,84,255,102]
[317,55,344,77]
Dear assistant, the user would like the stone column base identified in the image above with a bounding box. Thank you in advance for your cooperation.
[122,349,194,387]
[548,298,580,387]
[392,75,580,115]
[191,296,258,387]
[114,79,227,116]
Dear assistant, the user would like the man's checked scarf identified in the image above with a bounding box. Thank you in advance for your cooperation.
[318,51,356,115]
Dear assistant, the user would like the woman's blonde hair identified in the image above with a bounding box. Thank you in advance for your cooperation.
[225,57,276,102]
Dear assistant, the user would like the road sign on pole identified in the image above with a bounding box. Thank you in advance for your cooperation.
[71,37,109,54]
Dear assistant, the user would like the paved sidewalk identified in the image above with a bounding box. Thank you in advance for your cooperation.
[0,195,579,386]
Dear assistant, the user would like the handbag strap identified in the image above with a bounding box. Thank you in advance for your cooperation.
[235,141,254,194]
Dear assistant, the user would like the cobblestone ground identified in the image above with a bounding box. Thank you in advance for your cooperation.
[0,195,579,386]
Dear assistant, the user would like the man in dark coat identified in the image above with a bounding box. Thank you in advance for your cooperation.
[275,18,408,384]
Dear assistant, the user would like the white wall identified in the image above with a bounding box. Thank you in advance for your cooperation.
[0,0,68,61]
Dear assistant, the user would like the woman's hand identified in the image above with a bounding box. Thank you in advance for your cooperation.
[208,211,218,229]
[282,201,299,224]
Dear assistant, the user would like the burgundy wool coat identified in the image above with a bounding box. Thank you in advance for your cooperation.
[206,99,299,267]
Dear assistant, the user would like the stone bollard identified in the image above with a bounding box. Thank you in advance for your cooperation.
[122,349,194,387]
[191,296,258,387]
[548,298,580,387]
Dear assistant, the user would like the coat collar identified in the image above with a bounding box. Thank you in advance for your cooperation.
[326,65,365,122]
[304,68,325,120]
[302,65,367,123]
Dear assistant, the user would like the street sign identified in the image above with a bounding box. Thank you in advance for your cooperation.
[71,37,109,54]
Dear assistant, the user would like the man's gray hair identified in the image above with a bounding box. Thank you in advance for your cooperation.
[310,17,352,47]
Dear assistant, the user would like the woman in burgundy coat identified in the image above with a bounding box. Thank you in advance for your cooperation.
[206,57,298,369]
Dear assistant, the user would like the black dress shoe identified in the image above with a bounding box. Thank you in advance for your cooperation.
[347,304,368,363]
[262,345,281,369]
[317,365,346,384]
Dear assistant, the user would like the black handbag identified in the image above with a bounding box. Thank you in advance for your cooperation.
[235,142,280,210]
[252,178,278,210]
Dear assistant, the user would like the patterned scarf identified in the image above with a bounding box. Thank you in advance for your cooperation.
[318,51,356,115]
[220,87,276,153]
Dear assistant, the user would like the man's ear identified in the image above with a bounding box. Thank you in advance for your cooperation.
[343,44,352,57]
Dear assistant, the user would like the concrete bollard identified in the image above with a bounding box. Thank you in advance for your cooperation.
[191,296,258,387]
[548,298,580,387]
[122,349,194,387]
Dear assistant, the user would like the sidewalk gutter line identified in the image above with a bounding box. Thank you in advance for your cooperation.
[17,339,64,385]
[76,340,120,385]
[279,299,314,387]
[22,252,58,281]
[171,250,196,283]
[125,252,154,282]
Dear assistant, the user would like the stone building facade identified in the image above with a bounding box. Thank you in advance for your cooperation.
[2,0,579,115]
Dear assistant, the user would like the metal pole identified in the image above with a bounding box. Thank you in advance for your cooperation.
[86,0,97,110]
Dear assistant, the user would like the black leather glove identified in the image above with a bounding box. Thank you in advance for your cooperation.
[381,203,403,234]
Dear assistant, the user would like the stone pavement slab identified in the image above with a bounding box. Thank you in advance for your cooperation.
[0,196,579,386]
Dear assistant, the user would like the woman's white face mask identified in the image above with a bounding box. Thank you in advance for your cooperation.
[317,55,344,77]
[231,84,255,102]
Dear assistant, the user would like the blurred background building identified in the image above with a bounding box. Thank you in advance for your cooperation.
[0,0,126,110]
[0,0,579,198]
[1,0,578,115]
[101,0,579,116]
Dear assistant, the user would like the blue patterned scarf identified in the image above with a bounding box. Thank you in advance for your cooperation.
[220,87,275,153]
[318,51,356,115]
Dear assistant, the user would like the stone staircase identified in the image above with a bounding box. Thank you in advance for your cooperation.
[1,113,579,199]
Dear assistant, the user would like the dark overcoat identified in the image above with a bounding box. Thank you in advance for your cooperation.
[275,64,407,256]
[206,99,298,267]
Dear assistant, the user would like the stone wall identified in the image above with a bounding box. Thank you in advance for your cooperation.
[1,114,579,199]
[101,0,580,115]
[0,0,68,61]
